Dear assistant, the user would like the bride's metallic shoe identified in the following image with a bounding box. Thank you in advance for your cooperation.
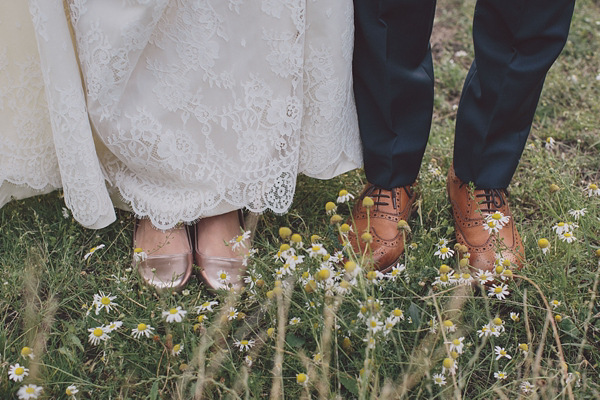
[133,220,194,293]
[195,211,248,291]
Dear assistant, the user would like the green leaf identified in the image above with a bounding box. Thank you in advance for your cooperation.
[150,381,159,400]
[69,334,84,352]
[285,333,306,348]
[339,375,359,396]
[409,302,421,328]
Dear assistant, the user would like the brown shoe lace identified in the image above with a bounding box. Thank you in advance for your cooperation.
[475,188,508,212]
[362,185,413,210]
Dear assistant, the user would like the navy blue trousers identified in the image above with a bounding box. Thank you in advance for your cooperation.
[353,0,576,189]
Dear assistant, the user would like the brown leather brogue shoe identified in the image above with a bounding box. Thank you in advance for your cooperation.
[347,183,416,273]
[447,165,524,273]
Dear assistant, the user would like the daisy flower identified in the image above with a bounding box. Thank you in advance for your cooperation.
[518,343,529,356]
[92,291,118,315]
[510,312,520,322]
[585,183,600,197]
[520,381,535,394]
[234,339,255,351]
[390,308,405,324]
[568,208,587,220]
[289,317,301,325]
[307,243,328,258]
[488,284,510,300]
[21,346,34,360]
[105,320,123,332]
[447,337,465,354]
[313,352,323,363]
[432,373,446,386]
[475,269,493,285]
[477,323,491,338]
[230,230,251,251]
[195,300,219,313]
[336,189,354,203]
[436,238,449,248]
[494,346,512,360]
[162,306,187,323]
[227,307,239,321]
[84,244,105,260]
[483,220,502,234]
[17,384,43,400]
[544,137,555,149]
[66,385,79,398]
[244,355,253,367]
[494,371,508,380]
[485,211,510,227]
[442,358,456,375]
[386,263,406,281]
[8,363,29,382]
[131,323,155,338]
[296,372,309,386]
[552,222,569,235]
[551,299,561,309]
[325,201,337,215]
[366,316,384,333]
[88,326,110,345]
[538,238,550,254]
[434,246,454,260]
[216,270,231,286]
[171,343,183,356]
[443,320,456,333]
[133,247,147,262]
[363,336,376,349]
[559,231,576,243]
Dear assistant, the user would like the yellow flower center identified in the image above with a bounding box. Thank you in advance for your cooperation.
[220,273,227,280]
[339,189,348,197]
[169,308,178,314]
[538,238,549,248]
[280,243,291,251]
[101,297,111,305]
[487,221,496,228]
[15,367,24,375]
[134,247,143,253]
[366,271,377,280]
[138,323,147,331]
[236,235,244,243]
[393,309,403,317]
[440,247,448,253]
[453,339,460,345]
[439,264,450,274]
[173,344,181,353]
[340,280,350,289]
[442,358,454,368]
[241,340,249,346]
[590,184,598,190]
[202,302,210,308]
[557,222,565,227]
[493,318,503,326]
[21,347,31,356]
[360,307,367,314]
[443,320,454,327]
[317,269,330,280]
[491,212,502,220]
[291,234,302,243]
[93,328,104,337]
[297,373,308,383]
[462,273,470,280]
[66,388,73,395]
[500,350,506,356]
[325,202,336,212]
[197,316,205,322]
[370,320,377,328]
[229,311,236,317]
[440,274,448,282]
[26,388,35,394]
[311,245,320,252]
[564,233,572,237]
[519,343,529,351]
[494,287,503,294]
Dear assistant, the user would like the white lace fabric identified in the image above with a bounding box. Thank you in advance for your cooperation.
[0,0,362,230]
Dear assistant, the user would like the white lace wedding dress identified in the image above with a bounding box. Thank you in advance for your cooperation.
[0,0,361,230]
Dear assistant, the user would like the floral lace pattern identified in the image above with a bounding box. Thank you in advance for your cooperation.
[0,0,361,230]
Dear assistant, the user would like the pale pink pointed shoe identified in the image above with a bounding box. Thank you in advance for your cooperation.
[195,210,248,291]
[133,220,194,293]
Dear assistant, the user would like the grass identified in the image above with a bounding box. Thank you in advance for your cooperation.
[2,0,600,398]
